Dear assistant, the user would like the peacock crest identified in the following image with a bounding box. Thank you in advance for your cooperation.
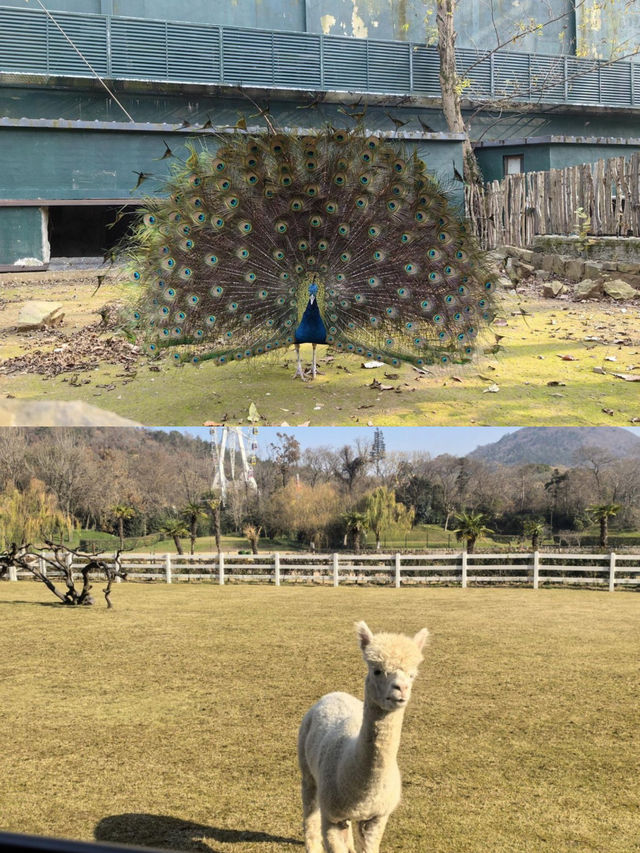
[127,126,496,377]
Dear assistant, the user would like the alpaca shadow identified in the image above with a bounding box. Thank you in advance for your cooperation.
[0,598,62,608]
[95,814,302,852]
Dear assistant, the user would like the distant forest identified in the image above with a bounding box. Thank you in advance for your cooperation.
[1,427,639,551]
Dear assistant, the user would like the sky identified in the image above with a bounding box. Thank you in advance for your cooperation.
[162,426,640,458]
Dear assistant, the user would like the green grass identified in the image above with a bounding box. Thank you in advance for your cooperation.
[3,276,640,425]
[1,583,638,852]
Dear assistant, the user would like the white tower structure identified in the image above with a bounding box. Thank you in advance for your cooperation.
[210,426,259,503]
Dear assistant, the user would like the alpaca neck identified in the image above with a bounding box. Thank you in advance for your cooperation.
[351,693,405,779]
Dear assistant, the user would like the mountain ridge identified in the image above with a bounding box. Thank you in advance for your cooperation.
[469,427,640,466]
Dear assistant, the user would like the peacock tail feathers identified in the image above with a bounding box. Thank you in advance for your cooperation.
[127,127,497,369]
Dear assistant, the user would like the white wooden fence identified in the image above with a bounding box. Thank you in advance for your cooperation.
[7,551,640,591]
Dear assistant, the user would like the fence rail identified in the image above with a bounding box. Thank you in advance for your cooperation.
[466,153,640,249]
[6,551,640,591]
[1,6,639,108]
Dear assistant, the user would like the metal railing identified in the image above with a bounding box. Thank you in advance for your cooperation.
[0,5,638,108]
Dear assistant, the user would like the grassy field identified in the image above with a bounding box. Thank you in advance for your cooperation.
[2,272,640,426]
[1,583,638,852]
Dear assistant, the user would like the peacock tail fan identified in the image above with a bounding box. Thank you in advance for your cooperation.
[127,127,497,369]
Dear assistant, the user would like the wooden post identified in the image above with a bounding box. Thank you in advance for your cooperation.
[8,562,17,582]
[533,550,540,590]
[332,553,339,587]
[609,551,616,593]
[394,553,401,588]
[461,550,468,589]
[39,556,47,577]
[274,552,280,586]
[164,553,172,584]
[218,551,225,585]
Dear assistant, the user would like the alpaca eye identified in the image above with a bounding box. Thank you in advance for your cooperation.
[374,669,382,676]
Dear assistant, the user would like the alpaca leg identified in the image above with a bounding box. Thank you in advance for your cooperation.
[321,816,352,853]
[300,773,322,853]
[293,344,306,381]
[353,815,389,853]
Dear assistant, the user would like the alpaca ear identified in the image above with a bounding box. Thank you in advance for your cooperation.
[355,621,374,650]
[413,628,429,651]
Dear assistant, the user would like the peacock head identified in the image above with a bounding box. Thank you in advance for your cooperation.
[308,280,319,302]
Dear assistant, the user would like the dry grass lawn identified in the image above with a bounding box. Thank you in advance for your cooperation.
[2,272,640,425]
[0,582,639,853]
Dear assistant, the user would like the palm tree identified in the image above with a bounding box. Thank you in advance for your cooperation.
[110,503,135,550]
[452,511,493,554]
[523,519,546,550]
[160,517,189,555]
[342,511,369,554]
[179,501,208,555]
[243,524,262,554]
[202,492,222,555]
[588,503,621,548]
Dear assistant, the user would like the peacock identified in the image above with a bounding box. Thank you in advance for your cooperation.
[127,126,496,379]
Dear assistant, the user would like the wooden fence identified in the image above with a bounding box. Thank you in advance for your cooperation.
[466,153,640,249]
[7,551,640,591]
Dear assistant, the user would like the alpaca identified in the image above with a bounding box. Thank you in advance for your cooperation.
[297,621,429,853]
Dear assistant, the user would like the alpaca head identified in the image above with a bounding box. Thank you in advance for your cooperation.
[355,621,429,713]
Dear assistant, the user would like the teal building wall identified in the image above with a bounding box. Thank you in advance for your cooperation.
[0,206,48,266]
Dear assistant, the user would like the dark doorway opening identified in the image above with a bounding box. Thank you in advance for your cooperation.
[48,205,136,259]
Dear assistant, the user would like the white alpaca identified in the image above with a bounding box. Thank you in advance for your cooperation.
[297,621,429,853]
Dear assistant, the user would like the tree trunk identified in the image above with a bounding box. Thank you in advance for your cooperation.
[118,517,124,551]
[467,535,476,554]
[190,520,196,555]
[532,532,539,550]
[600,517,608,548]
[436,0,482,184]
[172,535,184,555]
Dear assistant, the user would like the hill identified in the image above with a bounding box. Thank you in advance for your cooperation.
[469,427,640,467]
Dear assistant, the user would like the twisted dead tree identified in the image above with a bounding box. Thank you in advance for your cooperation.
[0,542,126,608]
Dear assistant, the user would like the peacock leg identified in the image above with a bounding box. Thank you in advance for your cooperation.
[311,344,317,379]
[293,344,306,381]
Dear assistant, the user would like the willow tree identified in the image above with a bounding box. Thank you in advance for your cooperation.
[364,486,415,551]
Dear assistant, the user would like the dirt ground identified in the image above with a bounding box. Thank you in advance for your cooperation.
[1,267,640,426]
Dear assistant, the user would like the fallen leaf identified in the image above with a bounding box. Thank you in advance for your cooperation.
[362,360,385,369]
[557,354,578,361]
[547,380,567,386]
[602,408,615,415]
[483,384,500,393]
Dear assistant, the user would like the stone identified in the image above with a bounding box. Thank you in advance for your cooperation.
[584,262,604,279]
[511,260,536,280]
[541,254,556,272]
[503,245,535,264]
[496,274,516,290]
[574,279,604,300]
[543,280,568,298]
[602,279,638,300]
[552,255,568,276]
[564,259,586,282]
[616,262,640,274]
[17,301,65,331]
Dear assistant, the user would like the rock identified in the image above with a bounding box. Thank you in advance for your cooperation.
[541,254,556,273]
[496,274,515,290]
[584,262,604,279]
[564,259,586,282]
[616,262,640,274]
[543,280,568,298]
[17,301,65,331]
[0,401,141,426]
[574,279,604,300]
[552,255,568,276]
[512,260,536,280]
[602,279,638,300]
[503,245,535,264]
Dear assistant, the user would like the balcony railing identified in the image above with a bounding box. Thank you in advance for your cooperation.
[0,5,638,108]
